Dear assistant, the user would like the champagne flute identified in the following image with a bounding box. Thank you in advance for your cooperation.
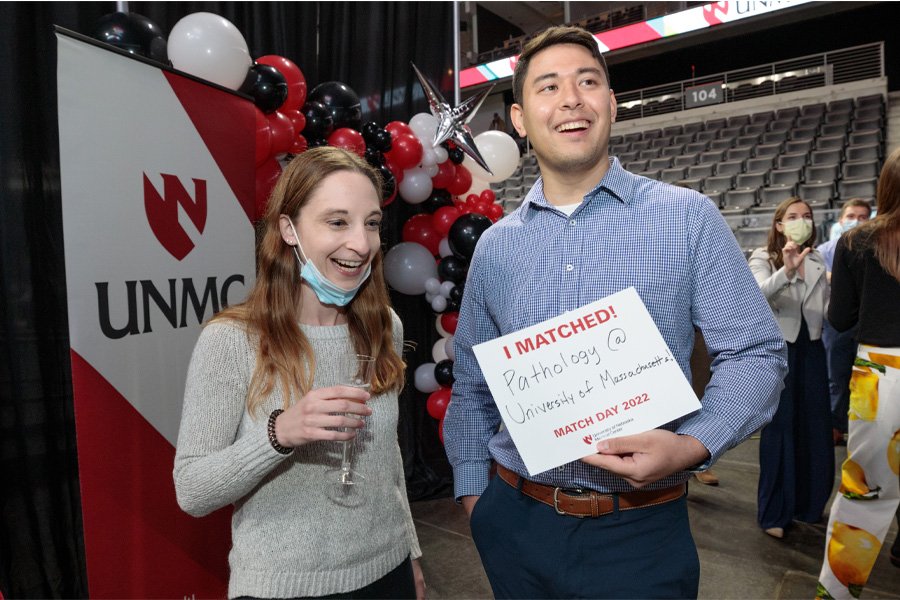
[327,354,375,486]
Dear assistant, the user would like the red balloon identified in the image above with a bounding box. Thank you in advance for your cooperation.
[402,213,441,256]
[280,108,306,135]
[447,164,472,196]
[254,108,272,166]
[382,186,397,207]
[427,388,452,420]
[466,194,480,206]
[386,134,423,171]
[454,200,467,211]
[257,55,307,111]
[431,160,456,189]
[385,121,414,141]
[383,155,404,183]
[487,203,504,219]
[433,206,462,236]
[471,201,490,215]
[289,135,308,155]
[255,156,282,220]
[267,110,295,156]
[480,189,496,203]
[441,312,459,335]
[328,127,366,158]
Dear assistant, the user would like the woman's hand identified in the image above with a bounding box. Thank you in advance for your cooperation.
[412,558,426,600]
[273,385,371,448]
[781,240,810,280]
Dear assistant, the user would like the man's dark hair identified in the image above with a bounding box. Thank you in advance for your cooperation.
[512,26,610,106]
[840,197,872,218]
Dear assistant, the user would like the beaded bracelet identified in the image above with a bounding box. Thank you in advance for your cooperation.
[267,409,293,455]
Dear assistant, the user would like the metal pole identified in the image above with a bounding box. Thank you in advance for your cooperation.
[116,1,128,12]
[454,0,461,106]
[563,1,570,24]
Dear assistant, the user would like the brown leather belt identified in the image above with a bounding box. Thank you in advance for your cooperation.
[497,464,686,518]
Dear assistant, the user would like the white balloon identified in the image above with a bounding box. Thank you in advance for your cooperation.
[440,281,456,298]
[424,277,442,295]
[462,131,521,183]
[424,163,440,177]
[431,295,448,312]
[435,315,449,337]
[414,362,441,393]
[439,237,453,257]
[432,338,450,363]
[409,112,439,141]
[425,292,436,303]
[468,177,491,196]
[421,148,438,167]
[168,13,252,91]
[398,167,434,204]
[445,335,455,361]
[433,146,449,163]
[383,242,439,295]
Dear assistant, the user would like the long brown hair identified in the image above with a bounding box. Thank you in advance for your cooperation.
[845,146,900,283]
[211,147,406,415]
[765,196,816,270]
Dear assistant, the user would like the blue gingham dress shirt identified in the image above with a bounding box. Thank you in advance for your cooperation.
[444,157,788,498]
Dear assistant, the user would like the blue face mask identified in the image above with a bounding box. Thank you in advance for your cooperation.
[287,220,370,307]
[841,219,860,233]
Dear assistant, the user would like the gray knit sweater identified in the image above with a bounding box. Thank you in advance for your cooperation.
[173,311,421,599]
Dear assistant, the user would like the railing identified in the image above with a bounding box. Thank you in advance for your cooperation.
[614,43,884,122]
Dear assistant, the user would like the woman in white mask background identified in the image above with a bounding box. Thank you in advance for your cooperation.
[749,197,833,540]
[174,147,425,600]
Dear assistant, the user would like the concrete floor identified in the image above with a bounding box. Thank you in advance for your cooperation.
[410,439,900,599]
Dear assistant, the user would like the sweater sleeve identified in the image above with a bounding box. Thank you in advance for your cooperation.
[828,236,861,332]
[390,310,422,559]
[173,322,291,517]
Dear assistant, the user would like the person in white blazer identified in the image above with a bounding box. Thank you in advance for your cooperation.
[749,197,834,540]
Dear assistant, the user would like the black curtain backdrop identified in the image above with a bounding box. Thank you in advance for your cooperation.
[0,2,453,596]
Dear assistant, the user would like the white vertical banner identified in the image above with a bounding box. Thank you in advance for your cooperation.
[57,31,256,598]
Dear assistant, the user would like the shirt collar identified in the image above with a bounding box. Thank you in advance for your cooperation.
[520,157,635,219]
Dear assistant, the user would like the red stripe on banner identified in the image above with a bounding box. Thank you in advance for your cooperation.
[72,350,231,598]
[460,67,489,88]
[163,71,256,224]
[597,22,663,52]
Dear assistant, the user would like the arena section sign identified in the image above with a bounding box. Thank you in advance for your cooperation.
[57,30,255,598]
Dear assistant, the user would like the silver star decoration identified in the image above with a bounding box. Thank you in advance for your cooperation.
[411,62,495,176]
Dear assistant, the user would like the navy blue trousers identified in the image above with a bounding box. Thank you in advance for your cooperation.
[757,319,834,530]
[470,475,699,599]
[821,319,857,434]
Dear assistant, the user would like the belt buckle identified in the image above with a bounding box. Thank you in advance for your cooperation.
[553,487,587,518]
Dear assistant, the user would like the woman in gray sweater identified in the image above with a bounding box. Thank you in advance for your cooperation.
[174,147,424,599]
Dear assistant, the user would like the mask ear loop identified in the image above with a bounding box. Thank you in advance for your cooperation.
[287,220,309,265]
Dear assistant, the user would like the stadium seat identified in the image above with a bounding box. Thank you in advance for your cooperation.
[709,138,735,151]
[673,134,695,145]
[769,168,803,187]
[683,122,705,135]
[625,160,649,172]
[849,130,883,146]
[769,118,795,132]
[855,94,884,110]
[805,164,839,183]
[811,149,844,165]
[762,130,789,144]
[825,111,851,126]
[796,115,823,129]
[674,153,700,167]
[660,167,688,182]
[736,135,761,148]
[632,139,652,151]
[838,177,877,200]
[819,122,849,137]
[828,98,854,112]
[642,128,662,140]
[799,182,835,204]
[661,145,685,158]
[759,185,796,205]
[649,157,674,170]
[726,147,753,161]
[747,156,776,172]
[662,125,683,137]
[651,137,673,148]
[816,135,847,151]
[688,164,715,178]
[735,226,770,250]
[845,144,881,163]
[842,159,880,180]
[685,141,709,154]
[679,177,704,192]
[724,188,758,210]
[852,118,883,133]
[754,143,783,157]
[610,144,630,155]
[854,106,883,121]
[699,150,726,164]
[791,126,818,141]
[743,123,768,136]
[716,160,746,176]
[801,102,826,116]
[705,190,724,206]
[775,107,800,120]
[785,139,815,154]
[609,135,624,145]
[727,115,751,128]
[623,132,642,143]
[736,171,768,189]
[638,148,660,160]
[636,169,661,180]
[696,130,718,142]
[704,174,734,192]
[751,111,775,123]
[719,126,743,139]
[705,118,727,131]
[618,151,640,163]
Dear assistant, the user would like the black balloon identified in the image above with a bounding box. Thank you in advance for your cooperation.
[448,146,465,165]
[362,121,381,144]
[365,146,385,167]
[93,12,168,63]
[446,297,461,312]
[449,284,464,303]
[300,101,334,141]
[307,138,330,148]
[420,188,453,214]
[307,81,362,130]
[376,165,396,200]
[239,63,288,114]
[373,129,393,153]
[434,359,455,388]
[437,256,468,285]
[448,213,492,260]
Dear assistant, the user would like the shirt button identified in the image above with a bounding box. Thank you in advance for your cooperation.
[558,466,566,471]
[566,264,574,271]
[569,219,576,226]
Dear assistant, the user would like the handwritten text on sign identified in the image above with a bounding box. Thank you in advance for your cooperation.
[473,287,701,475]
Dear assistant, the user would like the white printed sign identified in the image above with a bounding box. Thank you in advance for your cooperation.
[473,287,701,475]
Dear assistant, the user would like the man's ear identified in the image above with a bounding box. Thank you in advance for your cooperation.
[609,90,617,125]
[510,103,527,138]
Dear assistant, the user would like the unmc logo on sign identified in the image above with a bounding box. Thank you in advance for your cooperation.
[144,174,207,261]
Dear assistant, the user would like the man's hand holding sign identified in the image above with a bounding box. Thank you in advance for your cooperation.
[472,287,704,482]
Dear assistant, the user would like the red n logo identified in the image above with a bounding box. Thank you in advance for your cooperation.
[144,174,207,261]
